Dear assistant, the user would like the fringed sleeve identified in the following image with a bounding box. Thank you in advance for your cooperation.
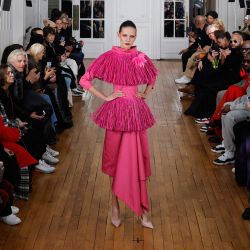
[79,71,93,90]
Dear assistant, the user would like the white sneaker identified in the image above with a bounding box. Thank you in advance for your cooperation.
[42,151,59,164]
[11,206,19,215]
[213,150,235,165]
[46,145,59,157]
[175,75,191,84]
[1,214,21,225]
[35,160,55,173]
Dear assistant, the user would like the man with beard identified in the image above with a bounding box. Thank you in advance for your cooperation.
[213,52,250,165]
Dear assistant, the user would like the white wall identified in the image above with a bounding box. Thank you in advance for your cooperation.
[0,10,12,60]
[216,0,245,32]
[0,0,49,59]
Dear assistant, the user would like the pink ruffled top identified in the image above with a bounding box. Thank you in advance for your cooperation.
[80,46,158,131]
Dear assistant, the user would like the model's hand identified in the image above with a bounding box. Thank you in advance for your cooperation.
[105,91,124,101]
[136,92,147,99]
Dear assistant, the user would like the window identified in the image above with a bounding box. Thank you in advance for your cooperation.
[80,0,105,38]
[164,0,185,38]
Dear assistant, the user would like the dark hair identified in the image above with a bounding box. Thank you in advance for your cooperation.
[214,30,231,41]
[51,8,62,22]
[119,20,137,33]
[43,26,56,37]
[206,11,218,19]
[0,65,9,86]
[1,44,23,64]
[31,27,43,37]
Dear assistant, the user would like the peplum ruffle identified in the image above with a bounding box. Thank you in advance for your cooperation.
[92,97,155,131]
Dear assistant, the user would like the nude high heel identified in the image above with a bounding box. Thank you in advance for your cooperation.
[139,213,154,229]
[111,217,121,228]
[111,207,121,228]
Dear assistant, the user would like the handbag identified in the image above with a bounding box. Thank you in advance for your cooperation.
[0,161,5,184]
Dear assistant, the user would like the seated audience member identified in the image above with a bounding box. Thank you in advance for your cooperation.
[60,14,72,43]
[65,39,85,79]
[1,44,23,65]
[184,31,243,120]
[0,64,57,174]
[208,33,245,124]
[28,43,58,134]
[5,51,59,167]
[241,15,250,38]
[7,50,56,146]
[43,26,58,67]
[55,46,75,114]
[54,17,66,47]
[175,15,211,84]
[0,175,21,225]
[212,52,250,165]
[0,115,37,200]
[206,11,218,25]
[26,28,44,51]
[177,24,219,90]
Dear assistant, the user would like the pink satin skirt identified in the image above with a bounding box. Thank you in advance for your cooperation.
[102,129,151,215]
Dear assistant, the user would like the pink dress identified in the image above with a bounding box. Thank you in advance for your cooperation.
[80,46,158,215]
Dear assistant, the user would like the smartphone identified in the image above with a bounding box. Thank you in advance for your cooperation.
[46,61,52,69]
[60,36,65,42]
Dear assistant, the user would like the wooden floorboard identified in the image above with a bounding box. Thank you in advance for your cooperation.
[1,60,250,249]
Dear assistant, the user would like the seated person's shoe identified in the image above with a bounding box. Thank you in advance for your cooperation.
[213,151,235,165]
[1,214,21,225]
[175,75,191,84]
[46,145,59,157]
[211,143,225,153]
[195,118,210,124]
[42,152,59,164]
[200,125,208,133]
[11,206,19,215]
[35,160,56,173]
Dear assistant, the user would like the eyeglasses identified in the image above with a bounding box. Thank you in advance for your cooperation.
[230,40,238,44]
[243,59,250,63]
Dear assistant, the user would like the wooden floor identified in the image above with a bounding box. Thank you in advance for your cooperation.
[1,60,250,250]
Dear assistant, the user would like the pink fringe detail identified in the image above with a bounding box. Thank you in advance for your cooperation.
[92,97,155,131]
[132,53,147,67]
[87,47,158,87]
